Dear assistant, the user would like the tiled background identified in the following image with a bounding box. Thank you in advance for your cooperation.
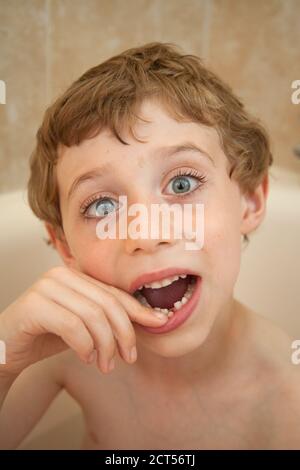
[0,0,300,193]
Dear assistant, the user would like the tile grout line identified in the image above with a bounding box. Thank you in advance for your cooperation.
[201,0,213,62]
[45,0,52,104]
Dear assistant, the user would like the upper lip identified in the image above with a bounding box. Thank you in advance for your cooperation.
[129,267,200,294]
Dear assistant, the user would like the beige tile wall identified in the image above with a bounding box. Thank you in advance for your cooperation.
[0,0,299,194]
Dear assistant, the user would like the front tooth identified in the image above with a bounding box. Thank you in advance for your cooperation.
[179,274,187,279]
[144,275,185,289]
[154,281,165,289]
[144,282,156,288]
[160,276,179,287]
[181,296,188,305]
[145,279,167,289]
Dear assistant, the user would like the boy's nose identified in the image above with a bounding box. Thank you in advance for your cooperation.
[124,236,175,255]
[123,206,178,255]
[122,194,181,255]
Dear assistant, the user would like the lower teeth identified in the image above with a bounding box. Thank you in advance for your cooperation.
[136,276,197,318]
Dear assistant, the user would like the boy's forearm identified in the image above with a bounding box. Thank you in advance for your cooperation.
[0,358,64,449]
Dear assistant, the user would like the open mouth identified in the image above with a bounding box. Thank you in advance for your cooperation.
[133,273,198,319]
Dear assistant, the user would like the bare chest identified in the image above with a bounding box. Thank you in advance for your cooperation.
[65,363,270,450]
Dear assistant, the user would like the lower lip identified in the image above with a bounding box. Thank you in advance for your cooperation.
[137,275,202,335]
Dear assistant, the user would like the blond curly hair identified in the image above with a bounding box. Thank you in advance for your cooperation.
[27,41,273,245]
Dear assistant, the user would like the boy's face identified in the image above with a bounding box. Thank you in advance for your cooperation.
[50,98,267,360]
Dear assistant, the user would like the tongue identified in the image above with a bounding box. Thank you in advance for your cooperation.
[141,276,190,309]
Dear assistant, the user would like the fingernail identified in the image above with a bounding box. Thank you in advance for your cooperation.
[130,346,137,362]
[154,312,168,321]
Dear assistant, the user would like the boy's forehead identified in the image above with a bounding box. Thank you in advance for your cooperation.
[57,123,221,173]
[56,106,224,201]
[57,98,222,164]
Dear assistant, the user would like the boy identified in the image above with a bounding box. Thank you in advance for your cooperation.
[0,42,299,450]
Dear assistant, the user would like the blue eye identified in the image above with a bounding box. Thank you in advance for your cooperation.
[165,171,206,196]
[82,197,119,218]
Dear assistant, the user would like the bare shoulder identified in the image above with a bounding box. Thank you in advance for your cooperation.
[266,360,300,448]
[236,300,295,368]
[237,301,300,448]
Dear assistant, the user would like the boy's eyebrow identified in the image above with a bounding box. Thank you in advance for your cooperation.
[67,141,215,201]
[67,162,114,201]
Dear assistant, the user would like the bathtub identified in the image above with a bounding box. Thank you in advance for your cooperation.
[0,165,299,449]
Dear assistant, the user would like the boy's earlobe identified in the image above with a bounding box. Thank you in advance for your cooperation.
[44,222,76,268]
[45,222,58,248]
[240,174,269,236]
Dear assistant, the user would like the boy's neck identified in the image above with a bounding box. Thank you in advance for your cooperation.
[135,297,244,389]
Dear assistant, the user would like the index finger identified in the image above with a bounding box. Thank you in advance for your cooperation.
[65,267,169,326]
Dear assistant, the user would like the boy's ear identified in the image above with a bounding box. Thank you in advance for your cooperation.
[44,222,77,269]
[240,173,269,236]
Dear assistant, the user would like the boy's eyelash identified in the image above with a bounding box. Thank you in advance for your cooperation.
[80,168,207,216]
[172,168,206,183]
[80,193,112,214]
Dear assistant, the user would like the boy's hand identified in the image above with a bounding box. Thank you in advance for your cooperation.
[0,266,167,378]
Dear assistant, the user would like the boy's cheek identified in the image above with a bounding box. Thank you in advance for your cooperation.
[203,211,241,286]
[68,237,119,285]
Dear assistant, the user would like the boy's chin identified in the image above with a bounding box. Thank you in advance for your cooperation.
[136,322,212,358]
